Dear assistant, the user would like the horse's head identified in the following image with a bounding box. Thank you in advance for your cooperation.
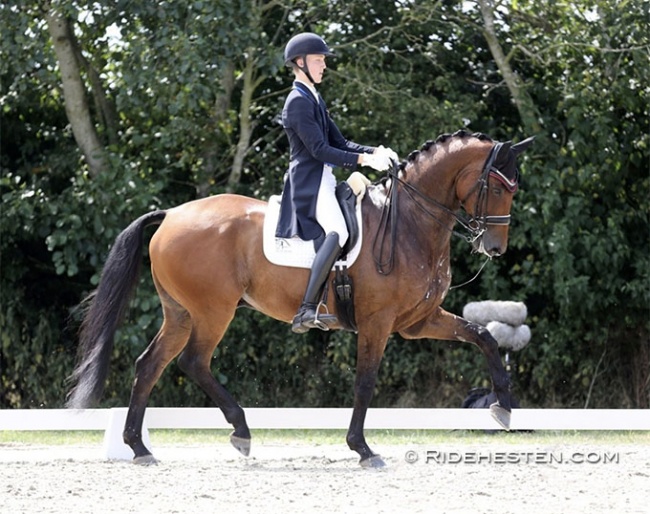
[457,137,534,257]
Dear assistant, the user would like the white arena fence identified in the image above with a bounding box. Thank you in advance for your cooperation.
[2,408,649,431]
[3,408,648,460]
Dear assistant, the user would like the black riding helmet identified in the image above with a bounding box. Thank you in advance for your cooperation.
[284,32,334,84]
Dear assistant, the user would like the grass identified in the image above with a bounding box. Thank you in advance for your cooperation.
[1,429,648,447]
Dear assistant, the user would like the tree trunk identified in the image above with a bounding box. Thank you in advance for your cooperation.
[195,61,236,198]
[478,0,542,135]
[226,53,265,193]
[74,45,120,147]
[45,6,108,177]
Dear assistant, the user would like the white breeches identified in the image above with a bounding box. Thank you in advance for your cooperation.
[315,165,349,247]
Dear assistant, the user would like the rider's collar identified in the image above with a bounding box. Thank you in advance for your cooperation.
[294,79,319,102]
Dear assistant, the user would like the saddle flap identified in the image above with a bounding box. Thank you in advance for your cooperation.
[335,181,359,256]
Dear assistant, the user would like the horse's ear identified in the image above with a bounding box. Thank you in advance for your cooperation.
[497,141,512,160]
[512,136,535,155]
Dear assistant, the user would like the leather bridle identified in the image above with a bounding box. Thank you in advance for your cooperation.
[372,142,518,275]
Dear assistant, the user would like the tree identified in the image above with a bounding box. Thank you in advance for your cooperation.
[480,0,650,407]
[1,0,648,409]
[477,0,542,135]
[44,3,108,177]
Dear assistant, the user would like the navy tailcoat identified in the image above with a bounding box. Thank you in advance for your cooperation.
[276,81,373,242]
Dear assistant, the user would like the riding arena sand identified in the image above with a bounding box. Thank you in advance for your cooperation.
[1,431,648,514]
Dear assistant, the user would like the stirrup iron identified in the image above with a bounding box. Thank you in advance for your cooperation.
[312,301,336,331]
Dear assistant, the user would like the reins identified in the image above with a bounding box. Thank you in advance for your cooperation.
[371,167,400,275]
[371,161,482,276]
[371,142,513,282]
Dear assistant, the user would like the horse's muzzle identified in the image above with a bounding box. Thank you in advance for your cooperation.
[474,229,508,257]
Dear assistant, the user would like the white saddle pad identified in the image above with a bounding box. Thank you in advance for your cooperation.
[263,195,363,269]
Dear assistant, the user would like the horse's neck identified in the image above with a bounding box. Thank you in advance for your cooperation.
[401,158,462,216]
[396,157,465,255]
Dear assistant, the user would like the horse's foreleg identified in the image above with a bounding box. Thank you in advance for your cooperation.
[461,321,513,429]
[401,308,512,428]
[347,333,389,468]
[177,314,251,457]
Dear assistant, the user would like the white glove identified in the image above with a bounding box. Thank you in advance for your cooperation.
[362,151,392,172]
[376,145,399,164]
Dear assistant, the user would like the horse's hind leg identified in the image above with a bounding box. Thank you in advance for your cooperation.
[177,310,251,456]
[123,303,192,464]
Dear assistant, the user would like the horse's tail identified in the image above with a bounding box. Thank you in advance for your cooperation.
[66,210,167,409]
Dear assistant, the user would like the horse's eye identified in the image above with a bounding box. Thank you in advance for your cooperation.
[492,187,503,197]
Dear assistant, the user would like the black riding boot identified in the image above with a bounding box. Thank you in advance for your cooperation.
[292,232,342,334]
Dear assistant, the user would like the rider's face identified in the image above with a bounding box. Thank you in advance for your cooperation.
[300,54,327,84]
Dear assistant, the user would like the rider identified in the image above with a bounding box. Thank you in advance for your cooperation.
[276,32,399,334]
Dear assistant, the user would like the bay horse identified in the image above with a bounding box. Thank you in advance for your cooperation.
[67,130,533,468]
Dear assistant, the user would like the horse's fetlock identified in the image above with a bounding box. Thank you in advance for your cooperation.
[346,432,364,451]
[223,405,246,427]
[122,430,136,447]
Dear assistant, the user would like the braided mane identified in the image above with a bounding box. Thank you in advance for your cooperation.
[399,130,493,172]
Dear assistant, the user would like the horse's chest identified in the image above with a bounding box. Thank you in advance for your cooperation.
[407,259,452,311]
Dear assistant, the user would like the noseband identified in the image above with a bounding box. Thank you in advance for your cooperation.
[372,142,518,275]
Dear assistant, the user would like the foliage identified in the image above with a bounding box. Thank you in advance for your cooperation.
[1,0,648,411]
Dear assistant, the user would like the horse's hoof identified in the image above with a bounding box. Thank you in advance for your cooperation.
[230,434,251,457]
[133,454,158,466]
[360,455,386,469]
[489,403,511,430]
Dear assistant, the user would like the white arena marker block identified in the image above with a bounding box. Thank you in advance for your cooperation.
[103,407,151,460]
